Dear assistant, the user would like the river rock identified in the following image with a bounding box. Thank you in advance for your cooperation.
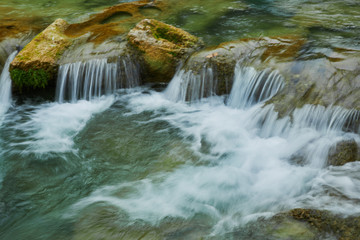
[328,139,360,166]
[9,18,71,91]
[127,18,204,82]
[288,208,360,240]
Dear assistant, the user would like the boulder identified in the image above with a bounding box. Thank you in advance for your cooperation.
[9,19,71,91]
[127,18,204,82]
[328,139,360,166]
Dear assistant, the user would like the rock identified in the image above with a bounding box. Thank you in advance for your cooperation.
[9,19,71,91]
[180,36,305,97]
[288,208,360,240]
[127,18,204,82]
[267,47,360,117]
[328,139,360,166]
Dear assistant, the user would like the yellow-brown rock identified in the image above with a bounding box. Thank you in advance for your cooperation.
[10,18,71,91]
[127,19,203,82]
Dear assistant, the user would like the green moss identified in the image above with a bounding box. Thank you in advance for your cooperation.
[10,68,49,91]
[152,26,183,44]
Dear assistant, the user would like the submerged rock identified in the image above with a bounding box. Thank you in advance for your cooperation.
[9,19,71,91]
[127,18,204,82]
[328,139,360,166]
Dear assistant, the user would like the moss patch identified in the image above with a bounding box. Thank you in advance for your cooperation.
[10,68,49,91]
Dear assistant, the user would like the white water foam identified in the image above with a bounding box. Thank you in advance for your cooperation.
[9,95,115,154]
[68,90,360,235]
[67,61,360,235]
[0,51,17,124]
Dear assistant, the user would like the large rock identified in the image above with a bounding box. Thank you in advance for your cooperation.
[9,19,71,91]
[127,18,204,82]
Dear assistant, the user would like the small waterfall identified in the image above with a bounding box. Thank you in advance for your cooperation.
[164,65,216,102]
[0,51,17,121]
[165,63,284,107]
[227,65,284,109]
[56,57,140,103]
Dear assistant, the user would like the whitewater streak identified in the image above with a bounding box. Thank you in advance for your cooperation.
[56,57,140,103]
[0,51,17,123]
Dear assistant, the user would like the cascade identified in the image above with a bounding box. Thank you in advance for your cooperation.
[0,51,17,122]
[227,65,284,109]
[253,104,360,138]
[56,56,140,103]
[250,104,360,167]
[164,63,284,107]
[164,65,216,102]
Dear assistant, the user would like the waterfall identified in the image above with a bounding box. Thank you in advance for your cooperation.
[56,57,140,103]
[227,65,284,109]
[164,65,216,102]
[0,51,17,122]
[164,63,284,107]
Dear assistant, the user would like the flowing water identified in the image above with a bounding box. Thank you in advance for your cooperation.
[1,0,360,239]
[0,55,360,239]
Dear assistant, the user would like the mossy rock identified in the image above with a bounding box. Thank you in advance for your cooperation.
[9,18,71,92]
[127,18,204,83]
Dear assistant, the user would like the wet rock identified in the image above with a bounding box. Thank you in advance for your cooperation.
[288,208,360,240]
[267,48,360,117]
[228,214,318,240]
[181,36,305,97]
[328,139,360,166]
[127,18,204,83]
[9,19,71,91]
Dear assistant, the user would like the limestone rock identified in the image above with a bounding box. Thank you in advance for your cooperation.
[9,18,71,91]
[127,18,204,82]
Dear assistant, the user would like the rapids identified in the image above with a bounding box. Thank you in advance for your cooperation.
[1,0,360,238]
[1,53,360,238]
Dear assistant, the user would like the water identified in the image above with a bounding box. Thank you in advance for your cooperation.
[1,58,360,238]
[56,57,140,103]
[0,51,17,124]
[1,0,360,239]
